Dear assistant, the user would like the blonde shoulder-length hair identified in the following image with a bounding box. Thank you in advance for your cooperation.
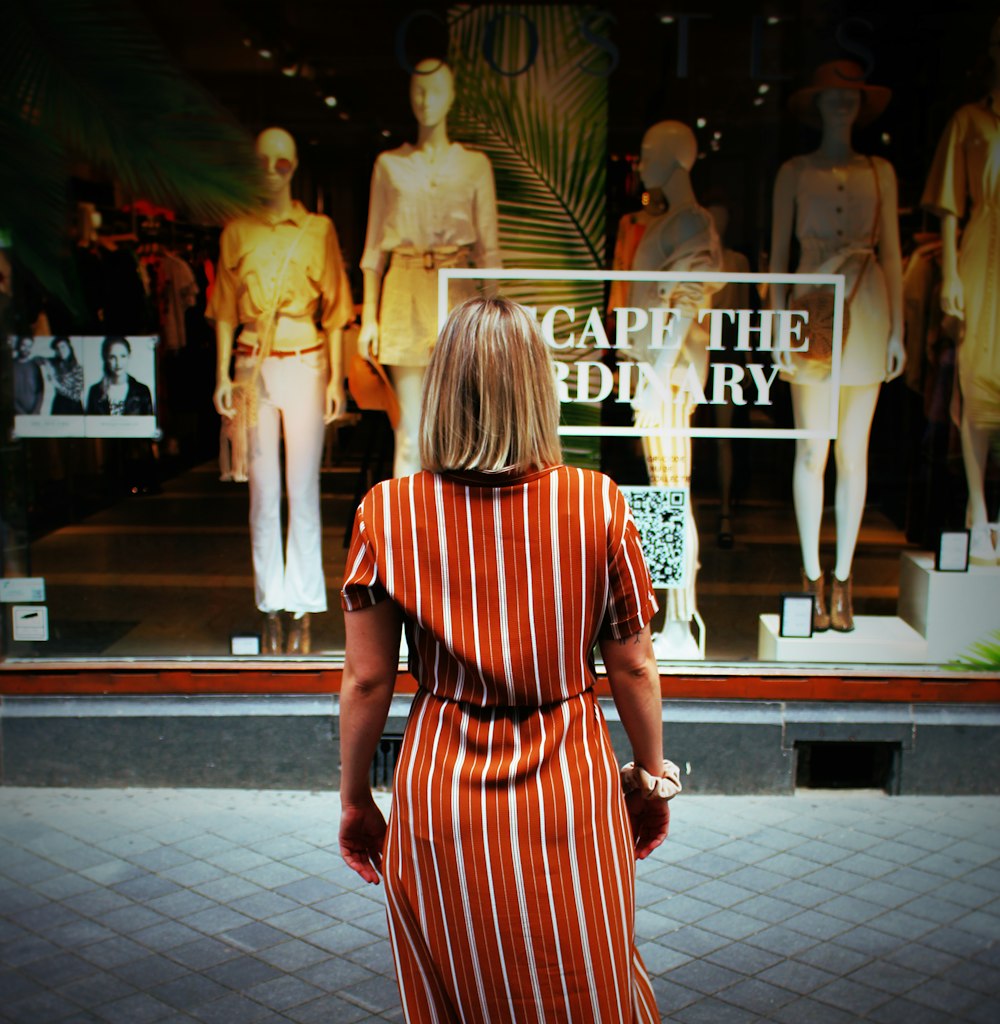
[419,296,562,474]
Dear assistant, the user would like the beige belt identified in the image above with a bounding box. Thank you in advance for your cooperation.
[390,245,474,271]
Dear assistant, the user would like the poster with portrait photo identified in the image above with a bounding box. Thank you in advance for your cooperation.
[10,335,158,439]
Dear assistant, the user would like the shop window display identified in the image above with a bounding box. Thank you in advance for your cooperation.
[1,1,997,675]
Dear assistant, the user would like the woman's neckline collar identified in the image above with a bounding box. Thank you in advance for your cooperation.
[441,464,560,487]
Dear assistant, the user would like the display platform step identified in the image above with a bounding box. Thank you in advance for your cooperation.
[758,614,929,664]
[898,552,1000,663]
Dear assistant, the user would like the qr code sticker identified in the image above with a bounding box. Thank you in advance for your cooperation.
[619,486,688,589]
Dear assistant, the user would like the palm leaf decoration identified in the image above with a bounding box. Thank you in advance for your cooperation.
[1,0,261,307]
[447,4,610,467]
[947,629,1000,671]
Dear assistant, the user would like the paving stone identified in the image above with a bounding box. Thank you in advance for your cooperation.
[218,922,289,953]
[744,924,819,958]
[204,955,283,991]
[57,971,138,1007]
[283,993,371,1023]
[132,921,205,952]
[180,907,254,937]
[714,977,798,1014]
[21,951,96,987]
[340,973,402,1014]
[884,941,961,976]
[188,993,275,1023]
[704,942,783,977]
[865,998,957,1023]
[904,977,987,1015]
[112,954,189,988]
[149,974,231,1012]
[653,925,730,958]
[95,992,176,1023]
[783,909,852,941]
[647,893,718,925]
[294,956,378,993]
[664,958,742,996]
[795,942,872,975]
[756,959,837,995]
[167,938,241,971]
[3,989,82,1023]
[273,877,339,905]
[812,976,892,1016]
[772,996,858,1022]
[242,975,325,1011]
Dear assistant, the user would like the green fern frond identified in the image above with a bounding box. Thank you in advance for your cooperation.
[946,629,1000,671]
[2,0,261,302]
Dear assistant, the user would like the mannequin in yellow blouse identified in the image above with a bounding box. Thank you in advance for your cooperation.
[209,127,354,654]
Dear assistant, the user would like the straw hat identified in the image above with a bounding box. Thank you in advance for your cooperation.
[788,60,891,127]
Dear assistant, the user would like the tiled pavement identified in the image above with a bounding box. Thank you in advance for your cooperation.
[1,789,998,1023]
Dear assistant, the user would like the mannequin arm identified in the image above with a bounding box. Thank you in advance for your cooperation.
[213,321,237,419]
[768,161,797,373]
[325,327,346,424]
[939,213,964,319]
[877,162,906,381]
[358,269,382,359]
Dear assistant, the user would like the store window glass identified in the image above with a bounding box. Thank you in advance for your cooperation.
[2,1,997,672]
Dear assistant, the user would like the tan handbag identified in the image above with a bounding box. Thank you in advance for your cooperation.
[348,352,401,429]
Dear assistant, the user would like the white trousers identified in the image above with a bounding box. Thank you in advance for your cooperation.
[235,350,327,614]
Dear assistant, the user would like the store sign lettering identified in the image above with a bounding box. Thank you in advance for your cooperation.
[395,9,874,82]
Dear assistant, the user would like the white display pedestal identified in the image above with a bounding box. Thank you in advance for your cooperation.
[758,614,929,664]
[897,552,1000,663]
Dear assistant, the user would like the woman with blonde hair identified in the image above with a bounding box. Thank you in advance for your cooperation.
[339,295,677,1022]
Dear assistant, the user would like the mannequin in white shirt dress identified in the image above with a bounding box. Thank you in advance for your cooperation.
[358,59,501,477]
[922,16,1000,566]
[770,62,905,632]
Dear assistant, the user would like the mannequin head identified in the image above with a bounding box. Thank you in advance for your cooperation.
[255,127,298,198]
[410,59,455,129]
[816,88,862,130]
[638,121,697,192]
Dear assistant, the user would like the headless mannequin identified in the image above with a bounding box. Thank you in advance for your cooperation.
[359,59,500,478]
[923,17,1000,565]
[770,86,904,630]
[211,127,350,654]
[629,121,722,659]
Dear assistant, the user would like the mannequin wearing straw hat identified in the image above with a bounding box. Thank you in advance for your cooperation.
[358,59,500,479]
[769,61,905,633]
[922,16,1000,566]
[209,127,354,655]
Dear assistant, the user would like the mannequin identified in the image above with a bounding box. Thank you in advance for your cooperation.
[209,127,354,654]
[770,61,905,632]
[922,17,1000,566]
[626,121,722,659]
[358,59,500,478]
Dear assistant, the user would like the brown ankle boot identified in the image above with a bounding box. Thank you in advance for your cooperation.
[830,574,854,632]
[801,570,831,632]
[287,613,311,655]
[263,612,283,654]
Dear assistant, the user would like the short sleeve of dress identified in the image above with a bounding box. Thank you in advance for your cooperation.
[922,111,966,220]
[341,507,388,611]
[602,484,658,640]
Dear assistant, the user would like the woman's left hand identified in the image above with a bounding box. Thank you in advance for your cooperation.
[339,795,387,884]
[625,791,670,860]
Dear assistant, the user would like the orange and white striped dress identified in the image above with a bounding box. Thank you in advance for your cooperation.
[342,464,660,1023]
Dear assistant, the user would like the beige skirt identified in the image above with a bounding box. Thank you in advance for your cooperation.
[377,246,478,367]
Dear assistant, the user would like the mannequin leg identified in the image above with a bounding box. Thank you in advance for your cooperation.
[832,383,881,582]
[790,382,834,580]
[389,365,427,478]
[280,352,329,616]
[958,407,999,564]
[637,388,701,658]
[244,361,285,614]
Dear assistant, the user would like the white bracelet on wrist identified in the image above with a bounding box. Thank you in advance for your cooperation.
[620,759,682,801]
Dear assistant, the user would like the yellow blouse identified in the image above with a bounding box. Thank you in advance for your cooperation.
[207,201,354,337]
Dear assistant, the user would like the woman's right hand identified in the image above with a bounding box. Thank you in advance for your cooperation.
[626,791,670,860]
[339,794,387,884]
[214,378,236,420]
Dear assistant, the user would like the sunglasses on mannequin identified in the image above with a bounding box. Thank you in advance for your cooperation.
[259,156,294,175]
